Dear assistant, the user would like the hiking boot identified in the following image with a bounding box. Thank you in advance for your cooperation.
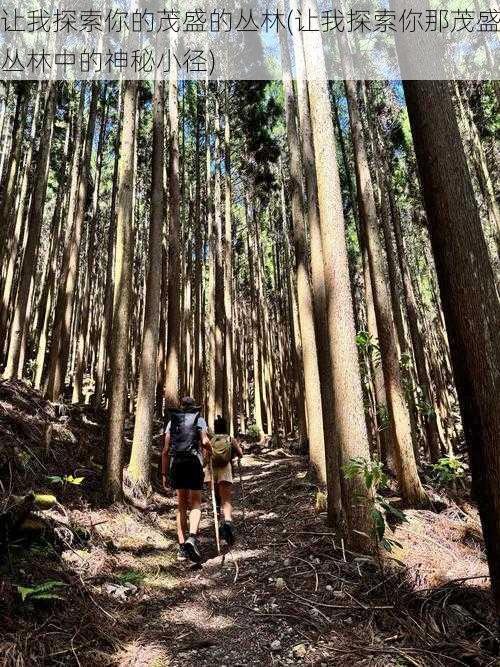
[220,520,235,547]
[183,535,202,563]
[177,544,188,562]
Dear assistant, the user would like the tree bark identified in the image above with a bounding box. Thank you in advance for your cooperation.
[95,86,123,406]
[402,77,500,617]
[223,85,235,435]
[342,73,427,506]
[164,34,181,411]
[3,83,56,380]
[105,79,138,502]
[278,21,326,482]
[290,9,343,517]
[128,79,165,490]
[301,0,374,550]
[0,85,43,346]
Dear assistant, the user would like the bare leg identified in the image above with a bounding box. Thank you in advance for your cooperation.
[218,481,233,522]
[188,490,202,535]
[176,489,189,544]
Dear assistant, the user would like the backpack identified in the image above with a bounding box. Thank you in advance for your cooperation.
[169,410,200,459]
[211,435,233,468]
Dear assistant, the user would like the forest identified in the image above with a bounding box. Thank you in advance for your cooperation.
[0,10,499,667]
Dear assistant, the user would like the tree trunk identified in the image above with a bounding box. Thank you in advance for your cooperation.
[45,84,92,400]
[128,79,165,490]
[95,87,123,406]
[246,191,264,437]
[3,83,56,380]
[279,177,308,443]
[214,90,225,420]
[342,73,427,507]
[105,80,138,502]
[0,85,43,346]
[278,22,326,482]
[72,85,108,403]
[223,85,235,435]
[164,34,181,411]
[301,0,374,550]
[34,120,72,390]
[290,8,343,517]
[402,77,500,617]
[0,85,28,259]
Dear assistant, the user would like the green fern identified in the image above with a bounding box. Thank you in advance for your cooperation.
[17,580,66,602]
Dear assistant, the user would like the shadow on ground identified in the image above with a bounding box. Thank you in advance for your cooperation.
[0,379,497,666]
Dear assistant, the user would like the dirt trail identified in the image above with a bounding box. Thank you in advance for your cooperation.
[0,381,496,666]
[74,450,494,667]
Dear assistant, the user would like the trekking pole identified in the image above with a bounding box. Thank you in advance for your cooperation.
[209,459,221,554]
[237,458,246,529]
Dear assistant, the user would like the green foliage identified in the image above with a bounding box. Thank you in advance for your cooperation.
[342,456,388,492]
[29,540,55,557]
[116,570,144,585]
[47,474,84,486]
[393,108,413,152]
[342,457,406,552]
[247,423,261,438]
[355,331,381,366]
[376,405,390,433]
[415,394,436,418]
[17,580,66,603]
[430,455,467,486]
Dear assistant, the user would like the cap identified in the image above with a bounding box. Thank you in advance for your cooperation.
[180,396,196,407]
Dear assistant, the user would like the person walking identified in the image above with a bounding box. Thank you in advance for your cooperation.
[205,415,243,547]
[162,396,212,563]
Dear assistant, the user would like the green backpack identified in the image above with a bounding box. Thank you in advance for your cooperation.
[211,435,233,468]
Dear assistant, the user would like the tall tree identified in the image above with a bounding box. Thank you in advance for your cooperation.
[301,0,374,548]
[164,33,181,411]
[105,80,139,501]
[278,19,327,482]
[128,79,165,491]
[46,83,99,400]
[223,85,235,435]
[290,1,343,517]
[339,57,427,506]
[3,83,56,379]
[402,78,500,617]
[95,85,122,406]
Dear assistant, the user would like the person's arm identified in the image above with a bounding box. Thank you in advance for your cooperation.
[201,430,212,457]
[232,437,244,459]
[161,432,171,490]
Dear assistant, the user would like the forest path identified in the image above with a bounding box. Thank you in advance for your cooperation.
[104,447,493,667]
[113,448,339,666]
[0,376,493,667]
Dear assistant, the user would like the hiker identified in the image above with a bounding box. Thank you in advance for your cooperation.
[161,396,212,564]
[205,415,243,547]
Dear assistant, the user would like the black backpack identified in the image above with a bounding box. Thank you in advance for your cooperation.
[169,410,200,459]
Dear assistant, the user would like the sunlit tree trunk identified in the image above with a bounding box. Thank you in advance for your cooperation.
[301,0,374,549]
[290,10,343,516]
[164,36,181,411]
[279,22,326,481]
[128,79,165,491]
[223,85,235,435]
[106,79,138,502]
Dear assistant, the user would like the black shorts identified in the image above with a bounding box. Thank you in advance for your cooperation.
[169,456,204,491]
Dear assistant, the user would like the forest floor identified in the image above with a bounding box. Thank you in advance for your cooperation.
[0,380,498,667]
